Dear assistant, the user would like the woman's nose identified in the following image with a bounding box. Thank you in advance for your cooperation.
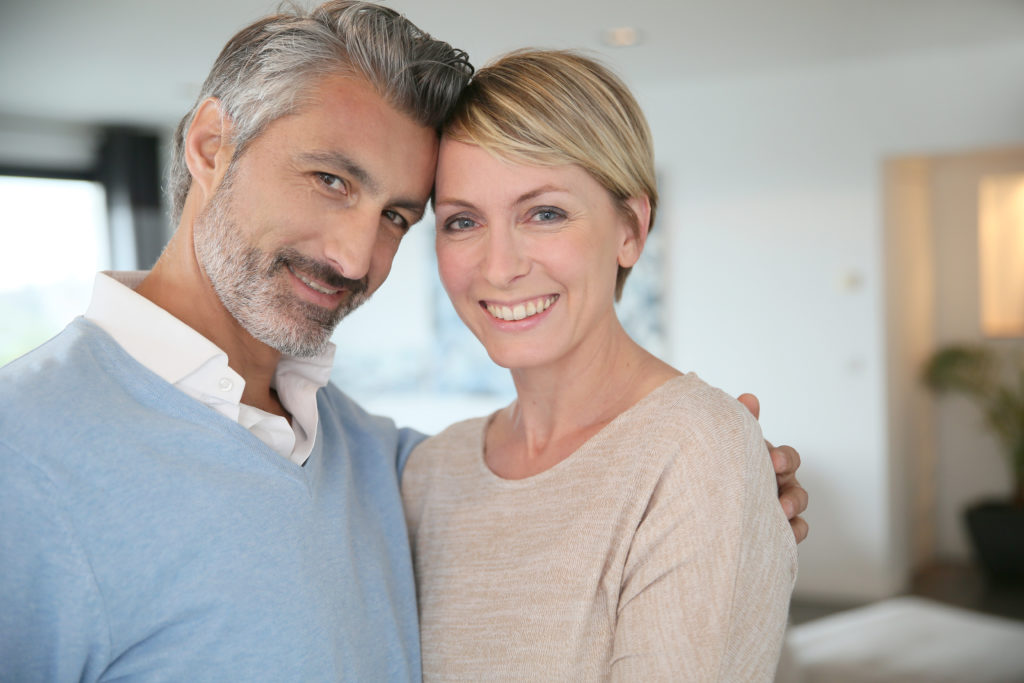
[481,226,530,288]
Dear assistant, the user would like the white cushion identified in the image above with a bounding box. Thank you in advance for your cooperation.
[779,596,1024,682]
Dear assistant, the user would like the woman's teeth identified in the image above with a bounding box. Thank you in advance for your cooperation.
[486,295,557,321]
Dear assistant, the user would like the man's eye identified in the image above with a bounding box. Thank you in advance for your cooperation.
[383,210,409,230]
[316,173,347,193]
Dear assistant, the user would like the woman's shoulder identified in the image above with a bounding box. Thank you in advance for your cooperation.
[622,372,768,473]
[404,412,492,477]
[419,413,491,450]
[633,373,756,434]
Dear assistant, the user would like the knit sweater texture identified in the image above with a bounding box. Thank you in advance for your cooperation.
[0,318,424,682]
[402,373,797,681]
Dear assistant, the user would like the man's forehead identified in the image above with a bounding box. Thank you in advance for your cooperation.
[256,73,425,140]
[292,72,410,124]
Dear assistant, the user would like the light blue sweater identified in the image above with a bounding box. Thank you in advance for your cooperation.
[0,318,425,681]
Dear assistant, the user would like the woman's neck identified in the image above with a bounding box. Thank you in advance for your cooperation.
[485,321,679,479]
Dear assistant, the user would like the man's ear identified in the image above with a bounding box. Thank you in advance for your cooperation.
[617,195,652,269]
[184,98,234,200]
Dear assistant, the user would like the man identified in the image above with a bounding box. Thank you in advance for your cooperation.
[0,2,806,680]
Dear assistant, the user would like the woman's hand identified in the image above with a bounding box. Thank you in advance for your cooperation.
[738,393,809,543]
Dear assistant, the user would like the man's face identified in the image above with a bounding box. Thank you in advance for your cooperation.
[194,75,438,357]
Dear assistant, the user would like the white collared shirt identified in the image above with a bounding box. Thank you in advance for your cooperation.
[84,271,333,465]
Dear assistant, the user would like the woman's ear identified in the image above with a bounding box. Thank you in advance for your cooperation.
[617,195,652,269]
[184,98,234,201]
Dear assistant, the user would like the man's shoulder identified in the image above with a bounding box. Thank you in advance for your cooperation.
[2,318,149,400]
[315,381,373,429]
[0,319,181,457]
[316,382,425,445]
[1,320,93,401]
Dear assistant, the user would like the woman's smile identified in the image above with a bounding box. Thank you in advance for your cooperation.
[483,295,558,322]
[435,138,636,371]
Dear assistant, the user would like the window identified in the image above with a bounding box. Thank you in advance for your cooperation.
[0,175,109,366]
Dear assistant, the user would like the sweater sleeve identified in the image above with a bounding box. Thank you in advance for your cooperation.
[396,426,428,478]
[0,441,110,683]
[610,402,797,682]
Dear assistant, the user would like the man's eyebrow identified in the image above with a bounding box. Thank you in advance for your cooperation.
[392,198,428,215]
[299,151,380,196]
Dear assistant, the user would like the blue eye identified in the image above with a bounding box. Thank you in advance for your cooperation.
[533,207,565,222]
[444,215,478,231]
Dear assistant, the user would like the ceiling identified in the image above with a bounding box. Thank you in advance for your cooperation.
[2,0,1024,130]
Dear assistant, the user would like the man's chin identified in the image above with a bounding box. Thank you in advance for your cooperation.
[264,330,333,359]
[260,309,349,358]
[241,289,371,358]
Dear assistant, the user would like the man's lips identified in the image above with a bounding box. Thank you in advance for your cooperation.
[483,295,558,321]
[288,264,341,295]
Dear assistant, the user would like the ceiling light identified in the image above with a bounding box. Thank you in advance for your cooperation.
[602,27,641,48]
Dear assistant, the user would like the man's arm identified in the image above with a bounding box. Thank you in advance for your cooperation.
[0,443,108,681]
[738,393,809,543]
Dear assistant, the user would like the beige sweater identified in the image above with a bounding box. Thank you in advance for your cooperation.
[402,374,797,681]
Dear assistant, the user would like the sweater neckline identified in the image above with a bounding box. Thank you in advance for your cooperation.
[475,373,691,486]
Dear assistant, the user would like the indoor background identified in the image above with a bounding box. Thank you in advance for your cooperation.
[2,1,1023,679]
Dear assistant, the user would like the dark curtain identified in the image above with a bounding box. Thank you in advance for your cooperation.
[97,128,166,270]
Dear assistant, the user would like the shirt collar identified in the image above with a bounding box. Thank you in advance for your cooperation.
[84,271,336,463]
[85,271,227,386]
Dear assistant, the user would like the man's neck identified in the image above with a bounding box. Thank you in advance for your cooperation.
[136,233,290,420]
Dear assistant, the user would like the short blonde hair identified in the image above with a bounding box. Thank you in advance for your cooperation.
[445,49,658,300]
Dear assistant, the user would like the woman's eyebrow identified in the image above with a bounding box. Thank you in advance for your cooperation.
[434,185,568,209]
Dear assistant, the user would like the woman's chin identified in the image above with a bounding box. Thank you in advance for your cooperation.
[484,347,556,373]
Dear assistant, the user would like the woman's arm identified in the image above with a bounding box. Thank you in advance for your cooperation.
[611,403,797,681]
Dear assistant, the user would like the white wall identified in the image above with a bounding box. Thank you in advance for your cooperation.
[634,41,1024,601]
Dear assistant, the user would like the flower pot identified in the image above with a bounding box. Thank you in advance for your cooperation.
[964,500,1024,581]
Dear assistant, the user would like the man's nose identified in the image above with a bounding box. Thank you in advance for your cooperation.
[322,207,380,281]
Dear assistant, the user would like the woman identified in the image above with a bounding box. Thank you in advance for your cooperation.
[401,49,797,680]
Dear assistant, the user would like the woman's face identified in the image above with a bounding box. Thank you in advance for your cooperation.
[433,137,643,371]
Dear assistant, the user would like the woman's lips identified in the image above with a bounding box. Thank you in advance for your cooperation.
[483,295,558,321]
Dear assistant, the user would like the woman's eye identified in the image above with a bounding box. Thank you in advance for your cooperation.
[444,216,478,231]
[532,207,565,222]
[316,173,347,194]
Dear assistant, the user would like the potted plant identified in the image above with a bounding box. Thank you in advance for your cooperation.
[924,344,1024,581]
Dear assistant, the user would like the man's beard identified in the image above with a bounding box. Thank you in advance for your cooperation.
[193,177,370,358]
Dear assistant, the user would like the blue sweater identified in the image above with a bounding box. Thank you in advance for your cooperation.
[0,318,425,682]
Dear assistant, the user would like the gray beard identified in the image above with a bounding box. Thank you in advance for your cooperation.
[192,181,369,358]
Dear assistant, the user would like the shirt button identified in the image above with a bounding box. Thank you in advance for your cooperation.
[219,378,234,392]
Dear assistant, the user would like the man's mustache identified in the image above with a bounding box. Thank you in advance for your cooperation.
[273,248,368,295]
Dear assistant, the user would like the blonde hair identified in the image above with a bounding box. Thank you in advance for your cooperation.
[445,49,657,300]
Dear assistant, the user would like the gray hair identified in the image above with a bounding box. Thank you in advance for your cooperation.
[167,0,473,223]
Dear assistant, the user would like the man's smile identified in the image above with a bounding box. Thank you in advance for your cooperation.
[288,264,342,295]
